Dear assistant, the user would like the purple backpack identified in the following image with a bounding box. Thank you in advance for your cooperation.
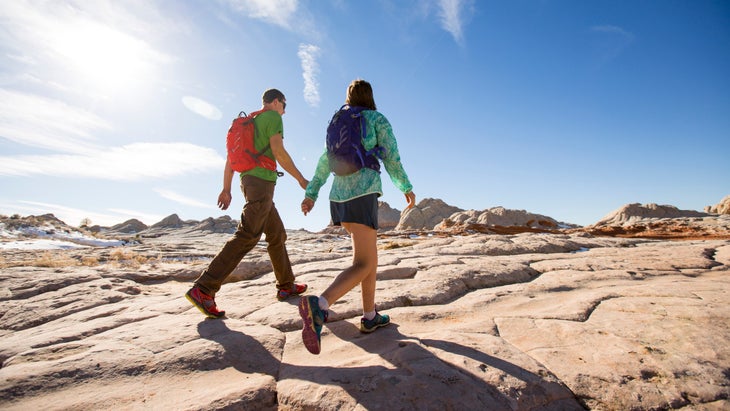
[326,105,383,176]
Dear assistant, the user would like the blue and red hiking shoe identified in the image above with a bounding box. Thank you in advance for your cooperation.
[359,311,390,333]
[185,286,226,319]
[298,295,328,355]
[276,283,308,301]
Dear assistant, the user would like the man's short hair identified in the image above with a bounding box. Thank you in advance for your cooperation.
[262,89,285,104]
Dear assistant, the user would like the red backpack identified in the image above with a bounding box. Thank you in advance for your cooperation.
[226,109,278,173]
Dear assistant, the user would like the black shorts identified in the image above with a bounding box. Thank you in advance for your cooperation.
[330,193,379,230]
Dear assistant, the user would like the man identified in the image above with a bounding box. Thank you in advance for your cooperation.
[186,89,309,318]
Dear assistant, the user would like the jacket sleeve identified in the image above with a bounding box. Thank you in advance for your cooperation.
[304,151,331,201]
[372,112,413,194]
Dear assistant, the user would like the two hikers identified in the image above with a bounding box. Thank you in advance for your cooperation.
[186,81,416,357]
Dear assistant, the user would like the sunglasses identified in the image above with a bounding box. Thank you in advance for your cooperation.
[279,99,287,110]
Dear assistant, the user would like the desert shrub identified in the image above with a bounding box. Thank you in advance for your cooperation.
[379,240,416,250]
[80,256,100,266]
[109,248,148,268]
[33,251,78,268]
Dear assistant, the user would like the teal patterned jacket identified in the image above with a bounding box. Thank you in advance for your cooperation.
[305,110,413,203]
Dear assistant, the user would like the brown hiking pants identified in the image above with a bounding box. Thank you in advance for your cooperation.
[194,175,295,296]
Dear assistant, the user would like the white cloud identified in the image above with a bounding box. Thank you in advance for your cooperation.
[592,25,634,38]
[0,89,110,154]
[182,96,223,120]
[224,0,298,30]
[437,0,474,44]
[297,44,321,108]
[154,189,217,209]
[590,25,635,64]
[0,143,224,181]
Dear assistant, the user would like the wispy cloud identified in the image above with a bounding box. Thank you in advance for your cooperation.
[298,44,321,108]
[0,89,110,154]
[0,143,224,181]
[154,189,217,209]
[182,96,223,120]
[590,25,635,65]
[437,0,474,45]
[223,0,298,30]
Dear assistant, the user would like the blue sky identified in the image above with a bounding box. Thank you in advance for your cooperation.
[1,0,728,232]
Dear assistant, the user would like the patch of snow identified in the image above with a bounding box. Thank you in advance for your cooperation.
[0,223,126,250]
[0,239,88,250]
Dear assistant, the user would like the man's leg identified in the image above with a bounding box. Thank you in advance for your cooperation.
[194,176,274,296]
[263,203,296,290]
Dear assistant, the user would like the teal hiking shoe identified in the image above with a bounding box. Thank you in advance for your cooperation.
[298,296,328,354]
[360,311,390,333]
[276,283,308,301]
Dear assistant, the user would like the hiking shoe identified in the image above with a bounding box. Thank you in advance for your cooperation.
[185,286,226,319]
[360,312,390,333]
[298,296,328,355]
[276,283,308,301]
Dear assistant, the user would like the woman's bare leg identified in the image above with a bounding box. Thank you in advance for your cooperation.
[321,222,378,312]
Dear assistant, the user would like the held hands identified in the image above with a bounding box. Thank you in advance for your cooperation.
[405,191,416,209]
[301,198,315,216]
[298,178,310,190]
[217,190,232,211]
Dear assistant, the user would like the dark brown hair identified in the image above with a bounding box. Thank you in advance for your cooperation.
[262,89,285,104]
[345,79,377,110]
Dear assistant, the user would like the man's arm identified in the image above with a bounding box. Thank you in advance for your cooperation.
[269,133,309,189]
[217,158,234,210]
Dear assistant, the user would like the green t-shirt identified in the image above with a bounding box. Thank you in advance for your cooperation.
[241,110,282,182]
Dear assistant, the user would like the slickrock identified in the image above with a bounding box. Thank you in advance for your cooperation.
[396,198,464,230]
[580,203,730,240]
[377,201,402,231]
[706,195,730,215]
[1,226,729,410]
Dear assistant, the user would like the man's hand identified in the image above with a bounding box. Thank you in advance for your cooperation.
[217,191,232,210]
[301,198,315,215]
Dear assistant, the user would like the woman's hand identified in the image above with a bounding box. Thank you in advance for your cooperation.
[301,198,315,215]
[404,191,416,209]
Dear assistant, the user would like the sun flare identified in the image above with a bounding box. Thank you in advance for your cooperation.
[50,21,161,92]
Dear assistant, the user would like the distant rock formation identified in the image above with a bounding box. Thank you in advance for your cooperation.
[396,198,463,231]
[109,219,148,234]
[378,201,401,231]
[592,203,708,226]
[150,214,185,229]
[705,195,730,215]
[0,213,69,232]
[576,202,730,240]
[192,216,238,233]
[435,206,568,233]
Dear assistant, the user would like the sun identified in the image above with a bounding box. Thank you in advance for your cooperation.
[50,20,163,93]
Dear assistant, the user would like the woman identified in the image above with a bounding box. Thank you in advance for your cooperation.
[299,79,416,355]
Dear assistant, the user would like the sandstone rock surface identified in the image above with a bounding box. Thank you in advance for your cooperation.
[580,203,730,240]
[396,198,463,230]
[706,195,730,215]
[377,201,401,231]
[593,203,709,226]
[1,214,729,410]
